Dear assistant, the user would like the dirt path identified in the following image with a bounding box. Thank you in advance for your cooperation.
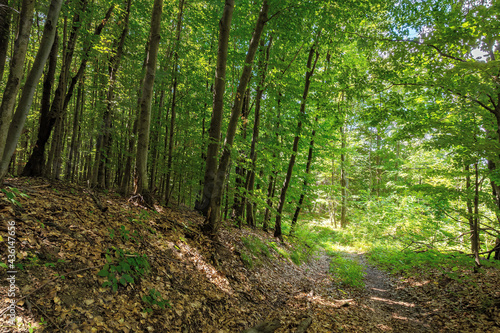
[348,253,431,332]
[296,251,432,332]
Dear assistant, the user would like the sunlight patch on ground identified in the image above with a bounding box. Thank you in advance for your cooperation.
[370,296,415,308]
[175,242,234,295]
[294,291,355,309]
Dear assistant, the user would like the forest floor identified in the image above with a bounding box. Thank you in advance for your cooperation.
[0,177,499,332]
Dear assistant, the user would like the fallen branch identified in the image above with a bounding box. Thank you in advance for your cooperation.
[85,189,108,212]
[29,297,62,331]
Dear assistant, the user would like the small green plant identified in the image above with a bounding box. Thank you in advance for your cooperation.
[108,226,139,243]
[242,236,270,257]
[98,248,149,292]
[329,253,366,288]
[268,241,290,259]
[1,186,29,207]
[240,252,253,268]
[142,288,170,313]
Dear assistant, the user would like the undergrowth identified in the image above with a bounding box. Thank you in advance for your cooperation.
[329,253,366,288]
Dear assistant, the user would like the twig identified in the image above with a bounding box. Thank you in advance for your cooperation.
[29,297,62,331]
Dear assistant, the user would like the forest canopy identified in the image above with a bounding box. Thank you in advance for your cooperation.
[0,0,499,263]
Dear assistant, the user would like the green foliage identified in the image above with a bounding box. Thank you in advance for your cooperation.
[98,248,149,292]
[329,253,366,288]
[367,247,496,277]
[240,252,253,269]
[142,288,170,313]
[241,236,270,257]
[108,226,140,243]
[1,187,29,207]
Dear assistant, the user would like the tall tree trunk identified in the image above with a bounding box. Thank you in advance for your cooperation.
[232,88,251,226]
[204,0,269,234]
[340,124,348,228]
[0,0,63,181]
[22,0,85,177]
[165,0,185,206]
[274,42,319,239]
[65,77,83,181]
[0,0,35,172]
[0,0,12,81]
[135,0,163,204]
[263,92,282,232]
[95,0,131,188]
[466,163,481,267]
[290,116,318,233]
[245,38,272,228]
[195,0,234,215]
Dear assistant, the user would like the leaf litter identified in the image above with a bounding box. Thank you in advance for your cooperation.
[0,177,499,332]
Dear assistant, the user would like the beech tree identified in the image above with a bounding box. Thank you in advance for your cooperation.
[135,0,163,204]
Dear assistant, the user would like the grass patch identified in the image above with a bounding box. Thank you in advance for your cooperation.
[241,236,270,257]
[329,253,366,288]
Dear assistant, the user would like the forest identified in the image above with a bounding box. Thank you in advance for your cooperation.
[0,0,500,332]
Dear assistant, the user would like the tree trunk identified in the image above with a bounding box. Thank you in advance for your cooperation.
[195,0,234,215]
[274,42,319,239]
[204,0,269,234]
[135,0,163,204]
[340,124,348,228]
[245,38,272,228]
[165,0,185,206]
[0,0,12,81]
[0,0,35,172]
[232,88,251,227]
[290,116,318,233]
[22,0,85,177]
[0,0,63,181]
[65,77,83,182]
[93,0,131,188]
[466,163,481,267]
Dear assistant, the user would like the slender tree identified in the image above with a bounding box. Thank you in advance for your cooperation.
[0,0,63,182]
[195,0,234,215]
[0,0,12,81]
[0,0,35,176]
[135,0,163,204]
[274,42,319,239]
[204,0,269,234]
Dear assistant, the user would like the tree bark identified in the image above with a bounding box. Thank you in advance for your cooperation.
[95,0,131,188]
[291,116,318,233]
[165,0,185,206]
[22,0,85,177]
[0,0,35,173]
[340,124,348,228]
[195,0,234,215]
[65,77,83,182]
[204,0,269,234]
[0,0,63,181]
[135,0,163,204]
[245,38,272,228]
[0,0,12,81]
[274,42,319,239]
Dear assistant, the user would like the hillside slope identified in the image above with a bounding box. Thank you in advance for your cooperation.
[1,177,499,332]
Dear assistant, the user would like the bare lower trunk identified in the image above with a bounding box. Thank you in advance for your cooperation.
[204,0,269,234]
[0,0,63,181]
[135,0,163,204]
[274,42,319,239]
[196,0,234,215]
[0,0,35,172]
